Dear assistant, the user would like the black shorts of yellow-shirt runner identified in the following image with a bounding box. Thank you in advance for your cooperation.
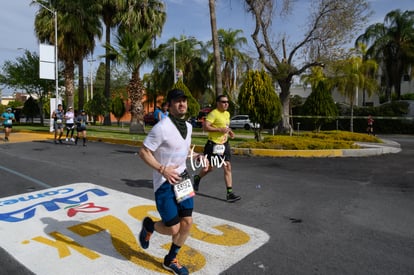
[203,140,231,163]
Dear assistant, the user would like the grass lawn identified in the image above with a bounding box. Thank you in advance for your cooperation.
[14,124,380,149]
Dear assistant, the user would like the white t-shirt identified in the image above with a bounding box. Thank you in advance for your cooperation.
[143,116,192,192]
[65,111,74,124]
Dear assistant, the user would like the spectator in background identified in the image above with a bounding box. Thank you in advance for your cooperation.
[158,102,169,121]
[367,115,375,136]
[153,106,161,124]
[52,104,64,144]
[65,106,75,142]
[75,110,88,146]
[1,108,16,142]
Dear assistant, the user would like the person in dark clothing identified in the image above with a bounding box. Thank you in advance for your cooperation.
[75,110,88,146]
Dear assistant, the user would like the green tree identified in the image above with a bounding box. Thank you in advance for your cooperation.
[151,37,209,102]
[107,31,157,133]
[109,0,166,134]
[356,9,414,100]
[0,50,55,125]
[143,72,160,113]
[33,0,102,109]
[245,0,370,133]
[84,92,107,124]
[217,28,250,103]
[23,96,40,123]
[100,0,122,125]
[111,96,126,126]
[238,70,282,141]
[76,1,103,112]
[172,79,200,119]
[329,53,378,132]
[301,67,338,132]
[6,101,23,109]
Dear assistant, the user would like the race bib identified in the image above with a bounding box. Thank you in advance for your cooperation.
[213,144,225,155]
[173,178,195,203]
[6,119,12,124]
[56,119,62,124]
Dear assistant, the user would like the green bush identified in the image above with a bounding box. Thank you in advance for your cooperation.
[236,131,379,150]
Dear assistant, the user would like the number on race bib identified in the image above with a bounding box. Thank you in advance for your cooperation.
[173,179,195,203]
[213,144,225,155]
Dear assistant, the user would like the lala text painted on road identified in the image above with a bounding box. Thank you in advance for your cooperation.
[0,183,269,274]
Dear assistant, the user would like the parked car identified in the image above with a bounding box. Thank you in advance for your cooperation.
[191,107,212,128]
[229,115,259,130]
[144,112,156,126]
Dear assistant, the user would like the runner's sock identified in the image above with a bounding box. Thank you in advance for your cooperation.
[165,243,181,263]
[227,187,233,194]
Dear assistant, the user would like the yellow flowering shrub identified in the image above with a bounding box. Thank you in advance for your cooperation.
[235,131,381,150]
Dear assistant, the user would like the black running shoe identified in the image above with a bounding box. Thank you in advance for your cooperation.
[226,192,241,202]
[163,257,189,275]
[139,217,153,249]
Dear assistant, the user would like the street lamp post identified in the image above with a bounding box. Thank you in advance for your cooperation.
[33,1,58,109]
[88,56,96,101]
[173,37,195,83]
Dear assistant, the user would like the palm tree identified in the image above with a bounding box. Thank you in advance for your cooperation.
[111,0,166,134]
[301,67,338,132]
[330,54,378,132]
[33,0,102,109]
[142,71,160,113]
[108,31,154,133]
[209,0,223,97]
[77,2,103,111]
[149,37,210,103]
[356,9,414,100]
[99,0,122,125]
[217,28,250,103]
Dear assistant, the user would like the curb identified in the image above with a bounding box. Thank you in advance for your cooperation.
[88,136,402,158]
[7,131,401,158]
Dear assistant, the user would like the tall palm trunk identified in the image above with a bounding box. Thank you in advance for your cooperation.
[64,61,76,109]
[209,0,222,97]
[128,69,145,134]
[103,25,112,125]
[78,57,85,110]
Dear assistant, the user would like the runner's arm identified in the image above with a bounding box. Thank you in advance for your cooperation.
[139,146,180,183]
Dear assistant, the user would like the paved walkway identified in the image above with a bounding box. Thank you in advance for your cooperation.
[1,131,401,157]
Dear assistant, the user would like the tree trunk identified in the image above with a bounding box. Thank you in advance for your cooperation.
[128,69,145,134]
[350,104,354,132]
[64,61,75,109]
[277,80,292,133]
[209,0,222,97]
[78,57,84,110]
[103,25,112,126]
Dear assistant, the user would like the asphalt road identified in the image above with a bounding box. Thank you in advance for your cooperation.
[0,135,413,274]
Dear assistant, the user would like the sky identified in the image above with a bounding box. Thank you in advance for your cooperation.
[0,0,413,95]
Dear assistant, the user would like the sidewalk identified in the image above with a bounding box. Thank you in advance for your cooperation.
[1,131,401,157]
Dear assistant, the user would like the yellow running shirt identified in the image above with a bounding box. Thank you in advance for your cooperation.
[205,109,230,144]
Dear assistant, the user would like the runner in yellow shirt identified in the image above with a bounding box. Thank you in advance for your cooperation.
[193,95,241,202]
